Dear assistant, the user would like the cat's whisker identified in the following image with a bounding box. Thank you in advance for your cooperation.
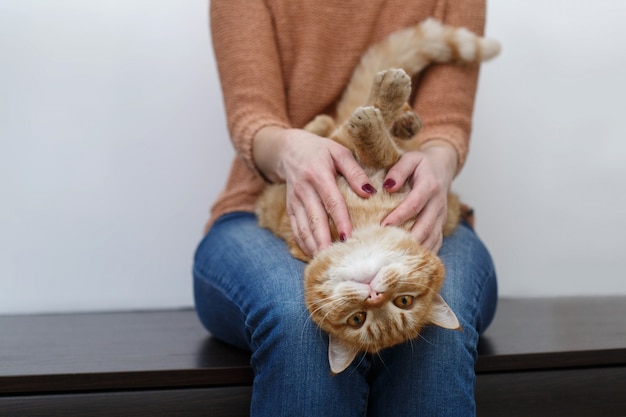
[374,350,392,378]
[317,299,353,328]
[407,336,418,356]
[298,308,318,336]
[306,293,345,307]
[395,280,439,295]
[395,278,432,287]
[416,331,436,348]
[307,295,345,316]
[306,295,355,330]
[309,292,359,310]
[342,335,370,374]
[352,351,368,373]
[299,322,327,352]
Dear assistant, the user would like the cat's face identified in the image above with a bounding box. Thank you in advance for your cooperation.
[304,225,459,373]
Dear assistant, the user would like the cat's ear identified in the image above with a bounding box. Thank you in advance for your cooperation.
[426,294,461,330]
[328,334,360,375]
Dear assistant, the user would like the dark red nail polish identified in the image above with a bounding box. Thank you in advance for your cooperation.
[362,183,377,194]
[339,233,347,242]
[383,179,396,189]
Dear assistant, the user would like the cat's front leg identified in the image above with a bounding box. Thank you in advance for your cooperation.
[366,69,412,127]
[348,106,401,169]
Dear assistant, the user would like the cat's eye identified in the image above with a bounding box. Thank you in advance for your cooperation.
[393,295,415,309]
[347,312,366,328]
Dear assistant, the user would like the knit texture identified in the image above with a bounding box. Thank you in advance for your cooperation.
[206,0,487,232]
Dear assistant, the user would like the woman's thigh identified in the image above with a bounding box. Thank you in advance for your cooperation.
[193,212,308,349]
[193,212,370,416]
[367,223,498,417]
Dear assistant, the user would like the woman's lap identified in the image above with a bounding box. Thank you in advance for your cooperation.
[193,211,497,416]
[367,222,497,416]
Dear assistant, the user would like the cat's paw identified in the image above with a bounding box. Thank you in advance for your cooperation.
[347,106,402,168]
[370,69,412,113]
[348,106,385,140]
[392,106,422,139]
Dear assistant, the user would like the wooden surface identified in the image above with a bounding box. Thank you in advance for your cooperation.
[0,309,252,395]
[476,366,626,417]
[0,387,251,417]
[1,297,626,401]
[476,297,626,372]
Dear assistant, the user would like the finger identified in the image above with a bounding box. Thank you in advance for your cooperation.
[306,163,352,244]
[299,180,334,251]
[410,200,445,249]
[382,189,429,228]
[331,145,377,198]
[383,165,442,226]
[433,234,443,253]
[288,199,316,257]
[383,152,424,192]
[290,199,330,257]
[422,231,443,254]
[287,183,331,256]
[308,201,332,254]
[317,183,352,243]
[410,202,437,242]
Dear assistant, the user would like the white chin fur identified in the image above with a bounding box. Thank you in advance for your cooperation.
[326,226,417,285]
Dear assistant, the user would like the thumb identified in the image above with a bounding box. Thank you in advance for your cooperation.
[332,147,377,198]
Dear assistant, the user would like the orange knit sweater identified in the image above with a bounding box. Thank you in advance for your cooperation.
[206,0,487,232]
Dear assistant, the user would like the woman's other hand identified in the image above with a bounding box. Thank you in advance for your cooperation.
[253,126,375,257]
[381,140,458,253]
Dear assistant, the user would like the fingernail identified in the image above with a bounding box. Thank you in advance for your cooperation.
[383,179,396,189]
[339,233,347,242]
[362,183,377,194]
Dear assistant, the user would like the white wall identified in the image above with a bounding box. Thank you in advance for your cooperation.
[1,0,233,314]
[2,1,625,315]
[457,0,626,297]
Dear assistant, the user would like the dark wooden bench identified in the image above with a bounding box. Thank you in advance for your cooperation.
[1,297,625,416]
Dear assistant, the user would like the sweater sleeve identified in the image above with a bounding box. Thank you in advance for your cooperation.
[412,0,487,174]
[210,0,291,175]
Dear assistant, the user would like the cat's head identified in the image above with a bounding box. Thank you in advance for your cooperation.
[304,225,460,374]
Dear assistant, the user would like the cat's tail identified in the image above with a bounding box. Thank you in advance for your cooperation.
[336,18,501,122]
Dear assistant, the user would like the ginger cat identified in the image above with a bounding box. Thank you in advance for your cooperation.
[256,18,500,374]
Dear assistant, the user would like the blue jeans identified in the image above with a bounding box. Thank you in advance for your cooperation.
[193,212,497,416]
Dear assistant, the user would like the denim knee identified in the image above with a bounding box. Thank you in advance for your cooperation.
[193,266,250,351]
[439,223,498,334]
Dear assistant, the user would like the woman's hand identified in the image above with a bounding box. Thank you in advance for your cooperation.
[253,126,375,257]
[381,140,458,253]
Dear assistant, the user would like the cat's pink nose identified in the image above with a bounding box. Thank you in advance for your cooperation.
[366,288,385,306]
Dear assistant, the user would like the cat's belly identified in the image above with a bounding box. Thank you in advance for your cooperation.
[337,171,412,230]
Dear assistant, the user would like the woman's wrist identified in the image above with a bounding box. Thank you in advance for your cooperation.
[252,125,290,183]
[419,139,459,186]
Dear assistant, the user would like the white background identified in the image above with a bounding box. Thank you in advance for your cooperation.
[2,1,625,315]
